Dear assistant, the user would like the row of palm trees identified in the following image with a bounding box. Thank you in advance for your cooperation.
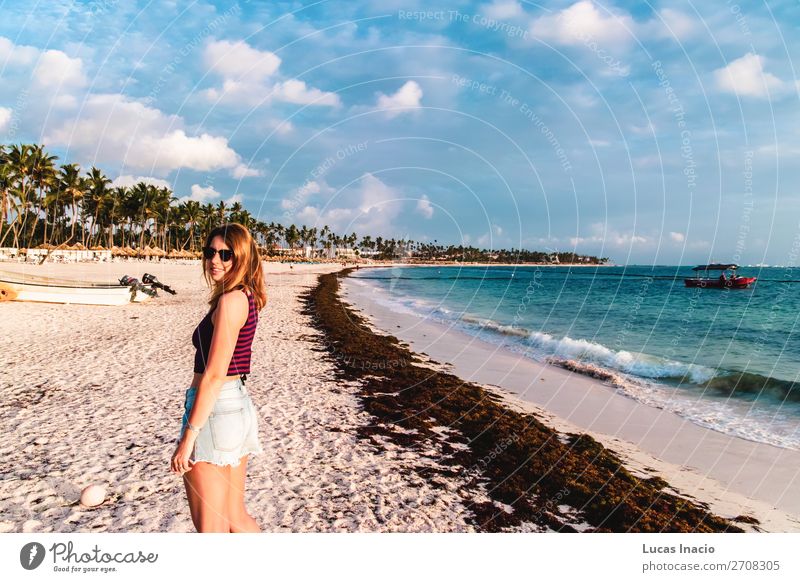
[0,143,607,263]
[0,144,365,256]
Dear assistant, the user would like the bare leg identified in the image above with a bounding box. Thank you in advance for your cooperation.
[228,455,261,533]
[183,461,232,532]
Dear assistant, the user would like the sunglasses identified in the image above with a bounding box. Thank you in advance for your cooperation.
[202,247,234,262]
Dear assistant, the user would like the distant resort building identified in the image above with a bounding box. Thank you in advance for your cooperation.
[268,245,361,260]
[1,246,112,262]
[325,247,358,259]
[24,248,112,262]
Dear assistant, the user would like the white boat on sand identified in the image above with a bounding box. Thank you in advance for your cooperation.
[0,271,154,306]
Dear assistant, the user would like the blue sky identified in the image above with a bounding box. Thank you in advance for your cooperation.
[1,0,799,264]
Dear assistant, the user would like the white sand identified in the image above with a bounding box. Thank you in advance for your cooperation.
[340,274,800,533]
[0,260,486,532]
[4,258,798,532]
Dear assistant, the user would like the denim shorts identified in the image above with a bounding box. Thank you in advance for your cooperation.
[179,378,263,468]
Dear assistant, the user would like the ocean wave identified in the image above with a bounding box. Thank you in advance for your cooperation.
[350,278,799,406]
[465,319,717,384]
[703,372,800,403]
[545,356,800,450]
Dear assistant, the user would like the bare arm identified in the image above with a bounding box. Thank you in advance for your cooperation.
[184,289,248,434]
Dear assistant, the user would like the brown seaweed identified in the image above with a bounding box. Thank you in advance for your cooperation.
[302,268,745,533]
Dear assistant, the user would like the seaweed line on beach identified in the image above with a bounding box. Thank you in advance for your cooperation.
[302,268,748,533]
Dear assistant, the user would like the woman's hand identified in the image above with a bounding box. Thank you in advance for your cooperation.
[171,433,196,475]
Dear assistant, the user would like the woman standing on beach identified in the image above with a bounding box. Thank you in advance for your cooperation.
[170,223,266,533]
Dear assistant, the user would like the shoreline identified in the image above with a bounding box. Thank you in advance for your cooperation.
[356,261,614,268]
[336,267,800,532]
[306,267,755,532]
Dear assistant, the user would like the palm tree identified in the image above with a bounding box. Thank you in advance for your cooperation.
[181,200,202,250]
[85,167,111,247]
[42,178,67,246]
[0,148,15,247]
[4,145,32,248]
[263,221,280,253]
[27,145,58,247]
[359,235,374,256]
[57,164,85,244]
[199,202,216,242]
[216,200,227,225]
[284,223,300,253]
[105,187,126,247]
[228,201,244,224]
[152,186,174,249]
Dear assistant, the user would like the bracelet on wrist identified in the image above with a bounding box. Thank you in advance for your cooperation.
[186,422,202,435]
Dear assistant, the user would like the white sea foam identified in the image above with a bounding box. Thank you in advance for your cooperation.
[351,281,800,450]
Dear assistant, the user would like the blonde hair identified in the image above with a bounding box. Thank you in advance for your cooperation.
[202,223,267,312]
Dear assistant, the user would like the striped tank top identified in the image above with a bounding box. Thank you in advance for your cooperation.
[192,288,258,375]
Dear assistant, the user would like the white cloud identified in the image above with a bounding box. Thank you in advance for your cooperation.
[203,39,340,108]
[655,9,697,39]
[148,130,240,171]
[33,49,86,88]
[273,79,341,106]
[177,184,221,204]
[0,36,38,66]
[280,180,330,211]
[225,193,243,205]
[53,94,78,109]
[0,107,11,132]
[714,53,786,99]
[638,9,697,40]
[44,93,244,174]
[416,195,434,219]
[293,173,404,235]
[1,38,85,108]
[530,1,634,48]
[231,163,262,179]
[204,39,281,80]
[111,175,172,189]
[376,81,423,117]
[482,0,524,20]
[669,231,685,243]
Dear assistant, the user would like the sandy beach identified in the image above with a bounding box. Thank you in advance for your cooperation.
[2,260,797,532]
[0,260,485,532]
[340,271,800,532]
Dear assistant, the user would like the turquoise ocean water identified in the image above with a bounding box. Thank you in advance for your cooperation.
[350,265,800,450]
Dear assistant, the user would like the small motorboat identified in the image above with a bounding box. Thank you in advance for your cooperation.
[0,270,155,305]
[684,264,757,289]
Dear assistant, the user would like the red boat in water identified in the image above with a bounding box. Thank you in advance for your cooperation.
[684,264,757,289]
